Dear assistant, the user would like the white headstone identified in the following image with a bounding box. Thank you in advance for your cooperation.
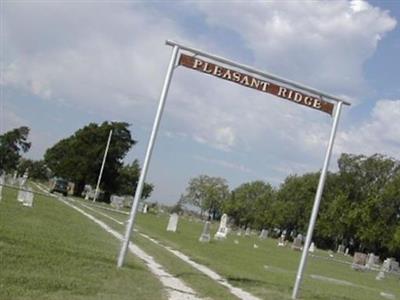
[366,253,377,269]
[259,229,269,240]
[17,189,25,202]
[22,187,34,207]
[199,221,211,243]
[110,195,124,209]
[0,175,4,201]
[214,213,228,240]
[143,204,148,214]
[277,234,287,247]
[309,242,316,253]
[345,248,349,255]
[245,227,251,236]
[337,244,345,254]
[166,213,179,232]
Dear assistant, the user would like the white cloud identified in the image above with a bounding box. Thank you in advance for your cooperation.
[1,0,398,172]
[194,0,396,96]
[336,99,400,158]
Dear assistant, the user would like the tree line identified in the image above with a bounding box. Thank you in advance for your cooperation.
[0,123,152,200]
[181,154,400,259]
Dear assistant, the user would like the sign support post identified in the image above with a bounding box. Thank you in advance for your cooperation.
[117,45,179,267]
[292,101,343,299]
[93,129,113,203]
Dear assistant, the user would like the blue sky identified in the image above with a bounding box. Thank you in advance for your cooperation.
[1,0,399,204]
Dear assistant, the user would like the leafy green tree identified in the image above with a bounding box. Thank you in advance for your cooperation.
[116,160,153,199]
[17,158,49,181]
[224,181,275,229]
[0,126,31,172]
[182,175,229,220]
[274,173,319,232]
[44,122,135,197]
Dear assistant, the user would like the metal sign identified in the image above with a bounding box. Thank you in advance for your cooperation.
[179,54,334,115]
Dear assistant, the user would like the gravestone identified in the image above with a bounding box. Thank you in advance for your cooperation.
[277,234,287,247]
[236,228,242,236]
[214,213,228,240]
[309,242,316,253]
[337,244,345,254]
[17,189,25,203]
[22,187,34,207]
[382,258,400,273]
[199,221,211,243]
[352,252,367,270]
[291,234,303,251]
[143,204,148,214]
[345,248,349,256]
[0,174,4,201]
[376,270,385,280]
[110,195,124,210]
[390,259,399,272]
[259,229,269,240]
[245,227,251,237]
[124,196,134,208]
[166,213,179,232]
[366,253,379,269]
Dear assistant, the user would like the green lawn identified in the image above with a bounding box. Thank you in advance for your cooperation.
[134,213,400,300]
[69,198,400,300]
[0,186,166,300]
[2,185,400,300]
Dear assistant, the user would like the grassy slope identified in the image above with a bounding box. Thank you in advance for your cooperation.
[0,187,166,300]
[70,198,238,300]
[133,213,400,300]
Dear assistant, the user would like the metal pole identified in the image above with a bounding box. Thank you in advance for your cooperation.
[292,101,343,299]
[117,45,179,267]
[93,129,113,203]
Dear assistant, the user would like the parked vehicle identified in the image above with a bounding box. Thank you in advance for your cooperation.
[49,178,69,196]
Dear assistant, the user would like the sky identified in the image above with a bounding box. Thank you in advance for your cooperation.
[1,0,399,204]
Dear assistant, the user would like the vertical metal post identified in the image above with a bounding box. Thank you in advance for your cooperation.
[93,129,113,203]
[292,101,343,299]
[117,45,179,267]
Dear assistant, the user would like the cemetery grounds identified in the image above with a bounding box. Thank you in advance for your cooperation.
[1,183,399,300]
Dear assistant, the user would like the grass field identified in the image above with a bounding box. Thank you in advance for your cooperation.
[2,184,400,300]
[136,213,400,300]
[71,198,400,300]
[0,186,166,300]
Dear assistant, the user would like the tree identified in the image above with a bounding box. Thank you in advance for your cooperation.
[44,122,135,197]
[274,173,319,232]
[0,126,31,172]
[115,160,153,199]
[182,175,229,220]
[224,181,275,229]
[17,158,49,181]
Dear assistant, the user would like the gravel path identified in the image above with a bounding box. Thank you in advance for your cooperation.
[33,183,202,300]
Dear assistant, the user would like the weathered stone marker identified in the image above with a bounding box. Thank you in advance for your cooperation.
[110,195,124,210]
[166,213,179,232]
[352,252,367,271]
[22,187,34,207]
[259,229,269,240]
[214,213,228,240]
[199,221,211,243]
[292,234,303,251]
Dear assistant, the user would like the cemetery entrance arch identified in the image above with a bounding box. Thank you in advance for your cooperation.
[117,40,350,299]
